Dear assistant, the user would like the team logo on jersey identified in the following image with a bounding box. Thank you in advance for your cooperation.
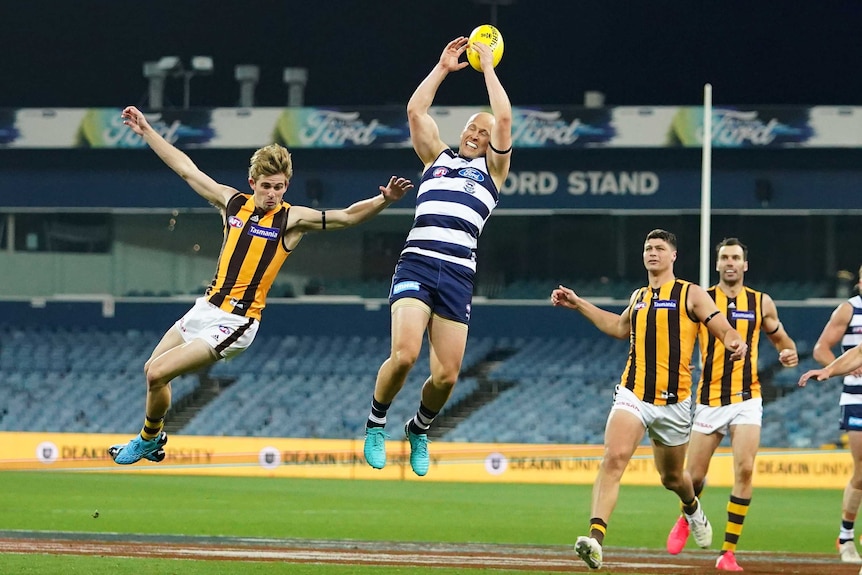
[392,281,421,295]
[229,298,246,309]
[652,299,678,309]
[432,167,450,178]
[227,216,244,228]
[464,181,476,194]
[250,215,260,222]
[731,310,756,321]
[458,167,485,182]
[247,224,279,240]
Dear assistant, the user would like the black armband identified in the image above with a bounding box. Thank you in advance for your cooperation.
[489,142,512,155]
[703,310,720,325]
[321,211,326,230]
[766,321,782,335]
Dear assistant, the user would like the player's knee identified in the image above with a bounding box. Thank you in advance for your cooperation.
[145,364,170,388]
[600,449,631,475]
[736,464,754,485]
[431,373,457,393]
[659,470,685,491]
[391,346,420,372]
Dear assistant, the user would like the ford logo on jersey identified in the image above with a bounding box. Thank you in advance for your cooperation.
[227,216,244,228]
[458,167,485,182]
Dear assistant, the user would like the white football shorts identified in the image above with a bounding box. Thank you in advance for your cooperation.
[691,397,763,436]
[174,297,259,359]
[610,385,693,447]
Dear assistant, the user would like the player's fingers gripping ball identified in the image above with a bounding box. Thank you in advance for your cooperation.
[466,24,504,71]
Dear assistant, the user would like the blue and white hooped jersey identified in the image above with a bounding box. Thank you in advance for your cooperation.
[840,295,862,406]
[399,149,499,272]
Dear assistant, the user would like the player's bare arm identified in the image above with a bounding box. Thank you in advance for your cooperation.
[287,176,413,234]
[551,285,631,339]
[121,106,234,209]
[473,41,513,186]
[690,283,748,360]
[812,302,862,377]
[799,343,862,386]
[761,293,798,367]
[407,38,468,167]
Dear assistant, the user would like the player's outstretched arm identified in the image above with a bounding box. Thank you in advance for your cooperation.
[407,38,469,167]
[551,285,631,340]
[122,106,234,209]
[799,343,862,387]
[289,176,413,232]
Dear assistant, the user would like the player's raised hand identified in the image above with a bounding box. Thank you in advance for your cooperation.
[551,285,580,310]
[380,176,413,202]
[440,37,470,72]
[121,106,151,135]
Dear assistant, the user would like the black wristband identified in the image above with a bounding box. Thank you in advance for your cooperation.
[489,142,512,154]
[321,211,326,230]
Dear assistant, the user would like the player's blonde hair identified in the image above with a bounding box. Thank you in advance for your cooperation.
[248,143,293,182]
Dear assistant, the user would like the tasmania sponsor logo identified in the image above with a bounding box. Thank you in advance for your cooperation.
[731,310,756,321]
[432,167,450,178]
[227,216,243,228]
[652,299,678,309]
[458,167,485,182]
[247,224,279,240]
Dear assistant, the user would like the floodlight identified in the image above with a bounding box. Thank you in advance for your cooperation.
[157,56,182,73]
[190,56,214,74]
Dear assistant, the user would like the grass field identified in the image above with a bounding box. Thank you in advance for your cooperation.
[0,471,846,574]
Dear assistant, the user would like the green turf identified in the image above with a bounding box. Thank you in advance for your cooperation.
[0,554,545,575]
[0,471,846,574]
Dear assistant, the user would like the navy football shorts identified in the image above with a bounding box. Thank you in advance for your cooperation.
[389,253,475,325]
[840,404,862,431]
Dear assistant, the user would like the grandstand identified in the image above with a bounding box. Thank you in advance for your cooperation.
[0,316,844,448]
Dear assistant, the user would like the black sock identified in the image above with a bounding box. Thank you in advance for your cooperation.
[408,402,438,435]
[366,397,390,429]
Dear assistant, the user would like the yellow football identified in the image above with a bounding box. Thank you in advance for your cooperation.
[466,24,504,72]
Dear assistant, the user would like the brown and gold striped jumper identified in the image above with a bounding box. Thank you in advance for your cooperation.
[620,279,700,405]
[205,193,292,321]
[697,286,763,406]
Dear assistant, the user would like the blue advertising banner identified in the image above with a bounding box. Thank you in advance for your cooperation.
[2,106,862,149]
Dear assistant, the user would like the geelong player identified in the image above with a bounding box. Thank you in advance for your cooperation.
[362,37,512,476]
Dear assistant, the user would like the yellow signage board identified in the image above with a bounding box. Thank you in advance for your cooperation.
[0,432,850,488]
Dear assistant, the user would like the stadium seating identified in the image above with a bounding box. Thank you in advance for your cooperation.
[0,326,197,433]
[0,324,841,448]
